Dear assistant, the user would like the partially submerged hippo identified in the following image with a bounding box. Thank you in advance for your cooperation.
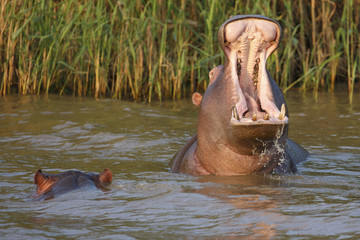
[30,168,112,201]
[171,15,308,175]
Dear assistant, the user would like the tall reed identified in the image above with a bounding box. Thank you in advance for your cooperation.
[0,0,359,102]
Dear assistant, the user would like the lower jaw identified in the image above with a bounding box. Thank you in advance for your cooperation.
[230,122,287,143]
[230,118,288,126]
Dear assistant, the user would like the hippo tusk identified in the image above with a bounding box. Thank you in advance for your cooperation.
[278,104,286,120]
[232,106,240,120]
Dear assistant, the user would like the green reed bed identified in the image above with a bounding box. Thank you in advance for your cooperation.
[0,0,359,102]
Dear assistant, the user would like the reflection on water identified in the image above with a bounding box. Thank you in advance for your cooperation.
[0,91,359,239]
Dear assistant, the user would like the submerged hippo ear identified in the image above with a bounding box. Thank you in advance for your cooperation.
[192,92,202,107]
[99,168,112,184]
[34,169,45,185]
[34,169,56,194]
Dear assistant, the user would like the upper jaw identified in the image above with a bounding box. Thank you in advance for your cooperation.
[218,15,283,57]
[218,15,287,126]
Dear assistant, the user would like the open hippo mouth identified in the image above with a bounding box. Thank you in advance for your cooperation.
[218,15,288,126]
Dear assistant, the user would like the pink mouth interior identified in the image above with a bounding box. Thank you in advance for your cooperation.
[223,18,286,124]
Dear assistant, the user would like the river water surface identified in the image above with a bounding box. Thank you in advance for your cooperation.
[0,91,359,239]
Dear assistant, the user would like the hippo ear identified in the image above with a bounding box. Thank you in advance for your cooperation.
[99,168,112,184]
[34,169,46,185]
[192,92,202,107]
[34,169,56,194]
[208,65,223,86]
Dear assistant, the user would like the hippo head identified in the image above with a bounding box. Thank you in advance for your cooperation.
[170,15,308,175]
[31,168,113,200]
[194,15,289,174]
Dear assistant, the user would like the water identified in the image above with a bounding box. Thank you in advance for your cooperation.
[0,91,359,239]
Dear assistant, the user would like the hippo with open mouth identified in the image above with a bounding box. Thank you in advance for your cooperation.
[170,15,308,175]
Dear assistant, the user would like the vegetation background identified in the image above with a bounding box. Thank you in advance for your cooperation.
[1,0,359,103]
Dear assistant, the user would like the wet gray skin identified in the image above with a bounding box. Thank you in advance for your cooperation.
[30,169,112,201]
[170,15,308,176]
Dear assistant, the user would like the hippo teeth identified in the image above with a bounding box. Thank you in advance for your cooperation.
[232,106,240,120]
[232,105,285,122]
[278,104,286,120]
[252,114,257,121]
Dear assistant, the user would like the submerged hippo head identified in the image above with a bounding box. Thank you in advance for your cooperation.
[170,15,308,176]
[31,168,112,201]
